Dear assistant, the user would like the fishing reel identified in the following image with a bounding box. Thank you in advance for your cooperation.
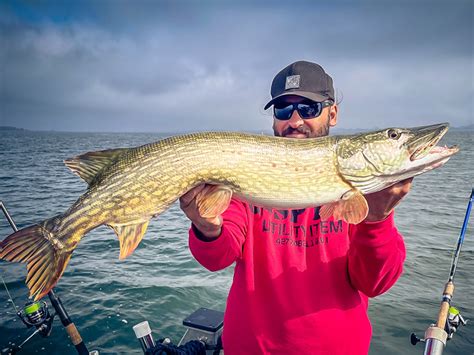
[18,300,55,337]
[5,301,56,354]
[410,306,468,346]
[445,306,467,340]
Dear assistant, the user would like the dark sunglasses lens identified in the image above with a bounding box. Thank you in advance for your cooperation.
[297,103,322,118]
[274,105,294,120]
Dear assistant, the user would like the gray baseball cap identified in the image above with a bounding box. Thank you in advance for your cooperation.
[264,61,335,109]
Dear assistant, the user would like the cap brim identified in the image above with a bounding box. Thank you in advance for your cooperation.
[263,91,330,110]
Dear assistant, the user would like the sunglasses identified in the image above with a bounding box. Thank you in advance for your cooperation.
[273,101,333,120]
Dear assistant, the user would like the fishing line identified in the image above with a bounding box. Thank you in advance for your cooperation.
[1,201,22,314]
[1,272,21,314]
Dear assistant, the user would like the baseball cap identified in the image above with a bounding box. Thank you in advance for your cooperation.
[264,61,335,110]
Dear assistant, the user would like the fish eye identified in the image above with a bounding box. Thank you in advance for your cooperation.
[387,129,401,140]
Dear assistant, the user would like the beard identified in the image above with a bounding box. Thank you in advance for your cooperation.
[273,113,331,138]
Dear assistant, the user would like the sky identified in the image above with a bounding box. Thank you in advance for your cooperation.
[0,0,472,132]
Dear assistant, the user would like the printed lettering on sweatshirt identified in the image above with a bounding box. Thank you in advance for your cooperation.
[250,205,345,248]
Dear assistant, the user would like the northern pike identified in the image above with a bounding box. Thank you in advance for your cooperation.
[0,123,459,300]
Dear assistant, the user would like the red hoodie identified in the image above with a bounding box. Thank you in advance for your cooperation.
[189,198,406,355]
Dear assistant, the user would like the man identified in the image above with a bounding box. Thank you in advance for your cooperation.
[180,61,412,354]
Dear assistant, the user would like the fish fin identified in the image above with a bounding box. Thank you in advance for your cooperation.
[0,218,75,301]
[319,191,368,224]
[195,185,233,218]
[108,220,150,260]
[64,148,128,185]
[336,190,369,224]
[320,203,338,221]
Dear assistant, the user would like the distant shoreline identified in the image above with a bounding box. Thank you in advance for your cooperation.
[0,126,29,131]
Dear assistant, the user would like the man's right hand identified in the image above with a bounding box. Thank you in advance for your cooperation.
[179,184,232,239]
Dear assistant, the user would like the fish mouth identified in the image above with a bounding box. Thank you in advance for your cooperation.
[409,123,459,162]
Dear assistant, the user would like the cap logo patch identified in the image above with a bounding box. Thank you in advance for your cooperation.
[285,75,300,90]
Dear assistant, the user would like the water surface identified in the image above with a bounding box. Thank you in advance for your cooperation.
[0,130,472,354]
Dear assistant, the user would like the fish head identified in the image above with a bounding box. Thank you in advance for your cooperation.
[335,123,459,194]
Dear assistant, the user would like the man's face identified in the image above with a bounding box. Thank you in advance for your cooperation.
[272,95,338,139]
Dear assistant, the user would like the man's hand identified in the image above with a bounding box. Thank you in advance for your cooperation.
[179,184,231,239]
[364,178,413,222]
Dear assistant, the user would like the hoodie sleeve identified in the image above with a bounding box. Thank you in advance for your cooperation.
[188,198,248,271]
[347,212,406,297]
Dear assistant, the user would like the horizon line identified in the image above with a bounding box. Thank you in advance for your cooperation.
[1,124,473,135]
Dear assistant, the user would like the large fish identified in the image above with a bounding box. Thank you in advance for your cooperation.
[0,123,458,300]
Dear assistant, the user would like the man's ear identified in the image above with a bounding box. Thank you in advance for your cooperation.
[329,104,338,127]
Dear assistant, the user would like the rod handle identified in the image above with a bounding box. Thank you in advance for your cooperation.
[66,323,83,345]
[436,281,454,328]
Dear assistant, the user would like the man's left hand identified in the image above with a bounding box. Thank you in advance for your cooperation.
[364,178,413,222]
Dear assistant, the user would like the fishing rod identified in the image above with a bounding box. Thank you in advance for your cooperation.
[0,201,98,355]
[411,188,473,354]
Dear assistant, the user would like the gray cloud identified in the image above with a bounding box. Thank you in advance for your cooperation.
[0,0,472,132]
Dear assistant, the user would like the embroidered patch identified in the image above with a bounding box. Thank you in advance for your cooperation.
[285,75,300,89]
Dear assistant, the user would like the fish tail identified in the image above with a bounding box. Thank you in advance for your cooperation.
[0,215,76,300]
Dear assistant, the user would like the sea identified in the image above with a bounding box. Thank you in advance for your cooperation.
[0,129,473,355]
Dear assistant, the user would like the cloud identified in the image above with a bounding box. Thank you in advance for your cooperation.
[0,1,472,132]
